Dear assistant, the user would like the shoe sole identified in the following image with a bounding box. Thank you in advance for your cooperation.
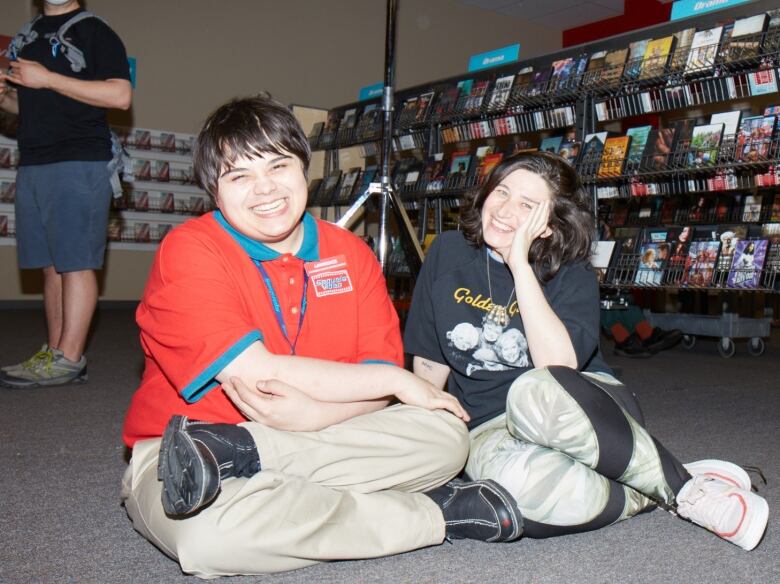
[158,415,186,482]
[0,371,88,389]
[732,494,769,551]
[684,460,751,491]
[159,416,219,517]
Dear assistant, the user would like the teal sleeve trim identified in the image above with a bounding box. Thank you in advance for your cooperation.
[360,359,397,366]
[181,330,263,403]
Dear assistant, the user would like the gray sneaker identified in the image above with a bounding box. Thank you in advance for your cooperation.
[1,344,51,374]
[0,348,87,388]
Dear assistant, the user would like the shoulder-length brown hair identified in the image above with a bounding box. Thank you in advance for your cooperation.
[460,151,594,281]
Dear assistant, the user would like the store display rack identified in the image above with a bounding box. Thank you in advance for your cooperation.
[0,128,212,250]
[310,1,780,355]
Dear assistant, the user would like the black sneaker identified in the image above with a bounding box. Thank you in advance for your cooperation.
[158,415,260,517]
[613,334,653,358]
[642,328,683,353]
[425,479,523,542]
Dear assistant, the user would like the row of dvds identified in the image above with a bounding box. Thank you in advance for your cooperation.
[599,222,780,291]
[439,106,577,144]
[594,68,779,122]
[115,128,195,155]
[0,213,183,245]
[107,218,177,244]
[307,143,517,207]
[0,179,213,216]
[603,257,778,291]
[315,108,780,193]
[127,159,196,185]
[311,110,780,207]
[312,9,780,152]
[568,107,780,180]
[603,248,778,290]
[599,191,780,228]
[595,168,780,199]
[309,102,577,153]
[112,191,213,216]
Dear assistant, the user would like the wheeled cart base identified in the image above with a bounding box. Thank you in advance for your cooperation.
[643,310,771,358]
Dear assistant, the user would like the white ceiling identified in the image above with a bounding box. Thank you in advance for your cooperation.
[457,0,627,30]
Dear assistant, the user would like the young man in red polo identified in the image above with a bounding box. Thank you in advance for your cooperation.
[121,94,522,577]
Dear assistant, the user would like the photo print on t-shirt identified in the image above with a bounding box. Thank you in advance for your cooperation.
[446,311,529,377]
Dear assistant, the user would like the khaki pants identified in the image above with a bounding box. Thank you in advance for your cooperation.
[121,405,469,578]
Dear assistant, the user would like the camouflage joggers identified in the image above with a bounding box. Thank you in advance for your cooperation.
[467,366,690,537]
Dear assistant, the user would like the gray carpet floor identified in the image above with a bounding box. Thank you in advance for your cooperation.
[0,307,778,583]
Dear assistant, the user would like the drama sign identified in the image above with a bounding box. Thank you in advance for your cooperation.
[468,44,520,73]
[671,0,756,21]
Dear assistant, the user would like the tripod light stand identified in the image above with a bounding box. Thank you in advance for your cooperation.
[336,0,424,276]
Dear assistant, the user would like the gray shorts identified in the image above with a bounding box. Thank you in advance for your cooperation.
[15,160,113,272]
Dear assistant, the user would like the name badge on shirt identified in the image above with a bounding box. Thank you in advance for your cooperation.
[305,255,354,297]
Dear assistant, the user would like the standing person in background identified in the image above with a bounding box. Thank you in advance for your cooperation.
[0,0,131,388]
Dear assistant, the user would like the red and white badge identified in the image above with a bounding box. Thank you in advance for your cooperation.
[304,255,354,297]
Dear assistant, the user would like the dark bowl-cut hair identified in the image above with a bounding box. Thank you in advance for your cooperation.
[193,93,312,199]
[460,151,594,281]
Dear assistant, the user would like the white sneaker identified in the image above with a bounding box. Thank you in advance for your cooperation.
[676,476,768,551]
[684,459,752,491]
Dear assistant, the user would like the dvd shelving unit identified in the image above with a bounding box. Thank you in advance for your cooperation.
[0,128,212,253]
[310,0,780,356]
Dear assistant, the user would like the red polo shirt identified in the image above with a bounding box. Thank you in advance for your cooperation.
[122,211,402,447]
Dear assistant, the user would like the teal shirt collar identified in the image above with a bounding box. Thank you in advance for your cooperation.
[214,210,319,262]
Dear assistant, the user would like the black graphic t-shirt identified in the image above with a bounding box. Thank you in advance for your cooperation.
[405,230,611,429]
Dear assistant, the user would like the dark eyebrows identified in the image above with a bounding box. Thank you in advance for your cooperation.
[495,183,541,205]
[218,154,293,178]
[219,166,244,179]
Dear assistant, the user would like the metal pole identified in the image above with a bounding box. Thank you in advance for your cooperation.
[377,0,397,271]
[336,0,423,275]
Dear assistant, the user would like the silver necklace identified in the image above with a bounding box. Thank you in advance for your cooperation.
[486,249,516,328]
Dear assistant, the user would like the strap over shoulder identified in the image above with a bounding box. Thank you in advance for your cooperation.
[3,11,110,73]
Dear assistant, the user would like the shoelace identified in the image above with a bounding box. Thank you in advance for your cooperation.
[21,349,54,373]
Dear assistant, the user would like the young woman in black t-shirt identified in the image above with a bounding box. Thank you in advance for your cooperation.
[405,152,767,550]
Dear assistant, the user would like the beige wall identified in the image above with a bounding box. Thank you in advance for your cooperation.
[4,0,560,132]
[1,0,561,301]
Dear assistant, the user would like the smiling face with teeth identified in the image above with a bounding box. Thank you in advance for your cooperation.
[216,150,309,254]
[480,168,552,260]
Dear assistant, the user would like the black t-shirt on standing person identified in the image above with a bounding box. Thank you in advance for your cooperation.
[15,8,130,166]
[404,230,612,430]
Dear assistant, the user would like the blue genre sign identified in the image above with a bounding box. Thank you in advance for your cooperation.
[671,0,756,21]
[359,82,383,101]
[468,43,520,73]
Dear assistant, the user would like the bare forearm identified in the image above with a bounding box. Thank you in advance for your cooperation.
[308,398,391,429]
[48,74,131,110]
[513,264,577,368]
[272,353,415,402]
[413,356,451,390]
[217,342,413,403]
